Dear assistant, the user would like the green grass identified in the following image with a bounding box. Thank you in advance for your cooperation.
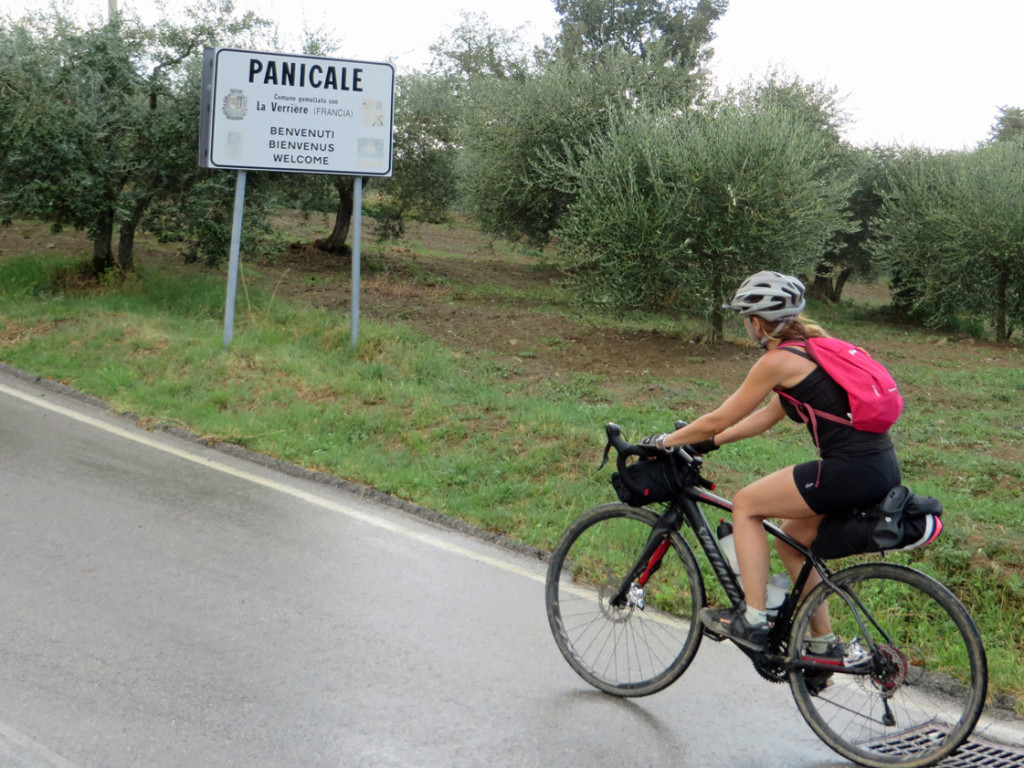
[1,235,1023,710]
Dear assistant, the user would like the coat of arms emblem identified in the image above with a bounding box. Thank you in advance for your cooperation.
[222,89,248,120]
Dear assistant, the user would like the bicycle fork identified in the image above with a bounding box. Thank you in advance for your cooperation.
[608,510,682,610]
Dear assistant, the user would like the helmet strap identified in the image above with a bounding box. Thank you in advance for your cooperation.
[746,317,791,349]
[744,317,768,349]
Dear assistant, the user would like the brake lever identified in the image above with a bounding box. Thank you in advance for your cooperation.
[598,435,614,471]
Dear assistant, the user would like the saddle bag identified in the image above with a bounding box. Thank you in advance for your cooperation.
[811,485,944,559]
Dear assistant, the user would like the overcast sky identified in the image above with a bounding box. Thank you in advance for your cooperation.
[710,0,1023,150]
[7,0,1022,150]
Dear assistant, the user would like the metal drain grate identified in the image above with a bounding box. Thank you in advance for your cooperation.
[863,726,1024,767]
[939,738,1024,768]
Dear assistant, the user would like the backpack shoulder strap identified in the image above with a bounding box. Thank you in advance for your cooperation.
[774,337,856,465]
[778,345,812,361]
[776,389,853,428]
[777,338,814,357]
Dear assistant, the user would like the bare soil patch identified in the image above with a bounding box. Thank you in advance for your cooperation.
[1,213,1019,398]
[206,218,758,403]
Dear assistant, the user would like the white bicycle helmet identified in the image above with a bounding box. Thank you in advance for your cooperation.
[723,271,806,321]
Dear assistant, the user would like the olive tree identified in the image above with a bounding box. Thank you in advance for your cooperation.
[458,0,724,246]
[460,54,625,245]
[811,145,891,302]
[873,143,1024,341]
[737,72,884,305]
[554,0,726,76]
[286,13,526,252]
[549,90,854,339]
[0,4,269,273]
[369,71,461,241]
[428,11,536,80]
[989,106,1024,144]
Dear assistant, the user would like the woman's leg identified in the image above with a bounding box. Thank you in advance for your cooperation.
[776,517,832,637]
[731,465,818,612]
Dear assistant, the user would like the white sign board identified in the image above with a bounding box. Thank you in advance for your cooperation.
[200,47,394,176]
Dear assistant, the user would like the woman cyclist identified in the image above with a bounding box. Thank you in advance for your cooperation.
[648,271,901,652]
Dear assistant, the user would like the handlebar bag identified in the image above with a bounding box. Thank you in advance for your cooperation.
[611,455,683,507]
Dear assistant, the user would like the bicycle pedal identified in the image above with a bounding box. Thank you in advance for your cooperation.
[701,627,727,642]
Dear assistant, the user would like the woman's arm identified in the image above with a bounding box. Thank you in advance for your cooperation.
[660,351,795,449]
[713,396,786,446]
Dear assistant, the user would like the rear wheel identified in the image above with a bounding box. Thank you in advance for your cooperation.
[789,563,987,768]
[545,503,705,697]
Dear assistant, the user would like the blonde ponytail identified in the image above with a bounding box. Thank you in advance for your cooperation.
[776,314,828,341]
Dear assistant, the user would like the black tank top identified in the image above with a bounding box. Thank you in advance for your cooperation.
[777,349,894,458]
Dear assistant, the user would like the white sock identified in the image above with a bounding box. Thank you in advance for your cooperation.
[744,606,768,626]
[808,632,836,654]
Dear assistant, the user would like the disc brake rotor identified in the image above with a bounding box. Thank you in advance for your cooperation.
[871,644,909,693]
[597,579,635,624]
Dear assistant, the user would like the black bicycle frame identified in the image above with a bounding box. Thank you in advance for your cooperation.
[610,482,855,659]
[609,485,748,609]
[680,486,884,662]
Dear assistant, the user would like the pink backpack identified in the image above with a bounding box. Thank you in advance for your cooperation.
[777,337,903,435]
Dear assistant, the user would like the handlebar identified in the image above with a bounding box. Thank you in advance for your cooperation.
[601,422,716,493]
[603,422,660,461]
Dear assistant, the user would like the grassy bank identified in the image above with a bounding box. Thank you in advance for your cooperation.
[1,221,1022,708]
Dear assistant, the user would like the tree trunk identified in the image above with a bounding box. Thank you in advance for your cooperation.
[810,274,832,301]
[832,266,853,302]
[117,222,136,272]
[1008,286,1020,341]
[809,258,832,300]
[709,271,724,342]
[315,176,355,254]
[995,265,1008,342]
[116,197,151,272]
[809,262,853,303]
[92,214,115,275]
[711,309,723,343]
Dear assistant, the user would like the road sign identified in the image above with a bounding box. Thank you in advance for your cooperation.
[200,47,394,177]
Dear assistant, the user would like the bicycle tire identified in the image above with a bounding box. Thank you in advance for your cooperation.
[789,562,987,768]
[545,502,705,697]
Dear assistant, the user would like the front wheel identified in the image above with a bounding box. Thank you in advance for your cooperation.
[789,562,987,768]
[545,503,705,697]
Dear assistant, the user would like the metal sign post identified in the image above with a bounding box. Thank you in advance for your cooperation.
[199,47,394,347]
[351,176,363,347]
[222,170,247,347]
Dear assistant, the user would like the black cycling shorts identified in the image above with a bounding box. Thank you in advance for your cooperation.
[793,450,902,517]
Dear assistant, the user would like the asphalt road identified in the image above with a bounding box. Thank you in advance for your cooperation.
[0,366,1019,767]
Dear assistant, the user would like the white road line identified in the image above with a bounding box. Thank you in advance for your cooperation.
[0,382,547,585]
[0,720,83,768]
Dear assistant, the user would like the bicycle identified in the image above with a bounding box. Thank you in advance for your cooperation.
[545,423,988,768]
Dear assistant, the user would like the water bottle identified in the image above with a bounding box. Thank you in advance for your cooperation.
[716,520,741,585]
[765,572,792,618]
